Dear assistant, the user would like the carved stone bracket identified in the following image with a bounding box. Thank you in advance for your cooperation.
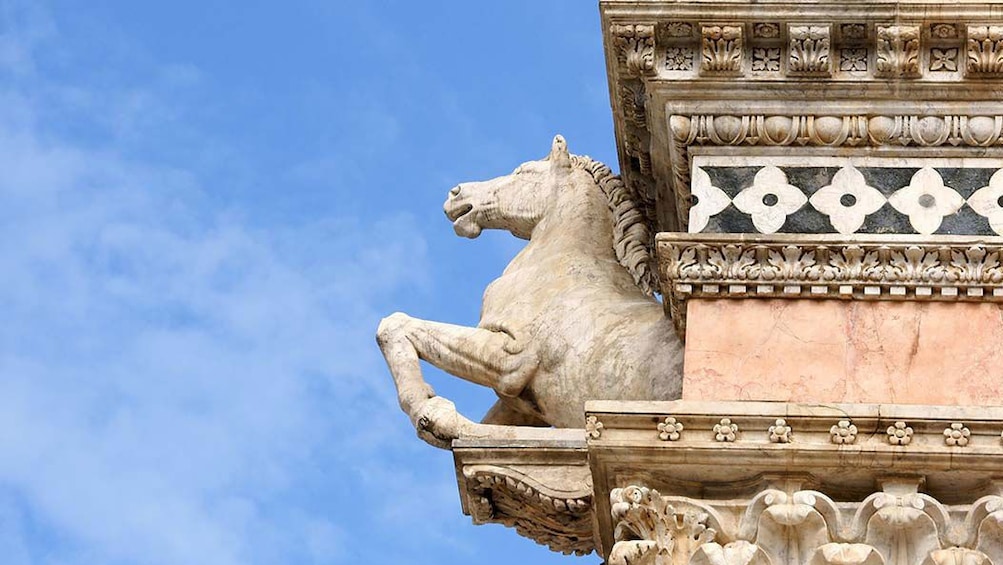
[452,432,594,556]
[656,233,1003,337]
[463,465,594,555]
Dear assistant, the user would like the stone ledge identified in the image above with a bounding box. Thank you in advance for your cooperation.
[656,233,1003,336]
[586,400,1003,561]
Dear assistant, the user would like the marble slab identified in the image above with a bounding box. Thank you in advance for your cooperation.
[682,298,1003,405]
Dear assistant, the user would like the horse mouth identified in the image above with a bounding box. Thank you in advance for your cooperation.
[445,203,473,222]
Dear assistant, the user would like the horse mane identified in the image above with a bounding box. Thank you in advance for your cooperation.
[570,154,657,297]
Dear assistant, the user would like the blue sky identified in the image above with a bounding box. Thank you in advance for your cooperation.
[0,1,617,563]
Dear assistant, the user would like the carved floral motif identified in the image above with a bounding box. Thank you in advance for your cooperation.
[876,25,921,77]
[714,418,739,442]
[666,47,695,71]
[841,49,867,71]
[967,26,1003,74]
[754,23,781,39]
[702,25,743,73]
[665,22,693,38]
[611,24,657,76]
[752,48,781,72]
[931,48,959,72]
[944,423,971,446]
[789,25,831,75]
[887,421,914,445]
[658,417,684,441]
[830,420,858,445]
[587,415,605,439]
[931,24,959,40]
[768,419,792,443]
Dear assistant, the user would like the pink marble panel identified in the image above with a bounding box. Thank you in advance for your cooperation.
[683,299,1003,405]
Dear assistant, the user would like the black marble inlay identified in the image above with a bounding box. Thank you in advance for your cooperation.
[702,166,760,197]
[694,164,1003,235]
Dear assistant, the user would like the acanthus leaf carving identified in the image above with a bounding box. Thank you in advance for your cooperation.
[876,26,921,78]
[463,465,594,556]
[967,26,1003,75]
[611,24,657,77]
[611,486,718,565]
[789,25,832,75]
[692,541,771,565]
[702,25,743,73]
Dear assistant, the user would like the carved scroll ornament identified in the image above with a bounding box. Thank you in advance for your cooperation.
[609,485,1003,565]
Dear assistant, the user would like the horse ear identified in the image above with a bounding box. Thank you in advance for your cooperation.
[548,134,571,170]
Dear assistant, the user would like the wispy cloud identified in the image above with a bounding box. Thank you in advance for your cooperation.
[0,3,446,564]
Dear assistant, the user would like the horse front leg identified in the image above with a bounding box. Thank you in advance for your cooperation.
[376,312,538,448]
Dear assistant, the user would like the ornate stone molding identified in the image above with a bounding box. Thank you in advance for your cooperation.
[586,400,1003,561]
[876,25,921,77]
[463,465,594,555]
[656,233,1003,337]
[789,25,832,76]
[601,2,1003,232]
[701,25,744,74]
[612,24,658,77]
[607,483,1003,565]
[452,432,594,556]
[967,26,1003,75]
[667,114,1003,231]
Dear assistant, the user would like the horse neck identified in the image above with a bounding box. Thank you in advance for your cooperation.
[523,176,616,261]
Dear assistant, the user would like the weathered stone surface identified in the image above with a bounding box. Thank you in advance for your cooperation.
[600,0,1003,233]
[587,400,1003,563]
[452,429,594,555]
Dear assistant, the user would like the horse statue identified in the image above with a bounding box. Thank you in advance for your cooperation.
[376,135,684,449]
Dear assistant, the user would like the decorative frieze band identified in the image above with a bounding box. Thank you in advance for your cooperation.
[667,113,1003,231]
[588,400,1003,563]
[608,484,1003,565]
[655,234,1003,336]
[611,20,1003,80]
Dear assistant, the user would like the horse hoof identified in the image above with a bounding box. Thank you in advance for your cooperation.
[414,396,463,449]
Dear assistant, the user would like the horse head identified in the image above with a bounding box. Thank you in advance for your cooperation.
[444,135,572,240]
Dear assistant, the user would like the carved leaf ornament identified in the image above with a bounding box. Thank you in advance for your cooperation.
[610,487,1003,565]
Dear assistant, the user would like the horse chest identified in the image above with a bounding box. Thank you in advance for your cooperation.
[481,269,560,320]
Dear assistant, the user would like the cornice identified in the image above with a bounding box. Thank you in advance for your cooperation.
[656,233,1003,336]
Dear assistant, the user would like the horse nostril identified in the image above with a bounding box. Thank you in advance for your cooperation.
[449,186,461,197]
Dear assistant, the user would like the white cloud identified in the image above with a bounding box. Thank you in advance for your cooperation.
[0,4,441,564]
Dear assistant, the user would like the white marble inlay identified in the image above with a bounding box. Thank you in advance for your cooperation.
[888,167,965,234]
[689,167,732,232]
[967,169,1003,235]
[808,166,886,234]
[732,166,807,233]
